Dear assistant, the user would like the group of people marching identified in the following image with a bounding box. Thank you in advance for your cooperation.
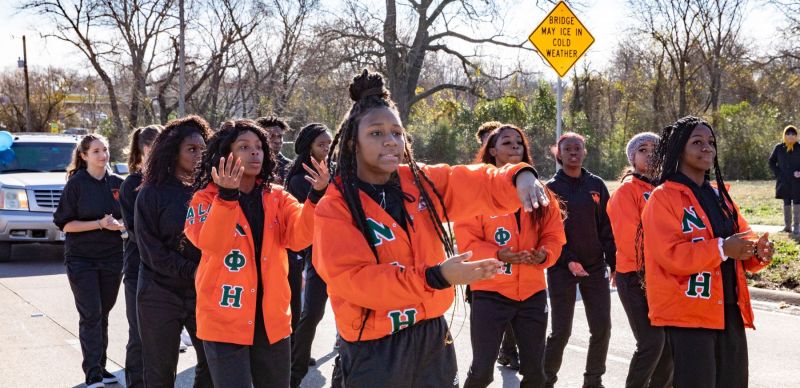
[55,69,775,388]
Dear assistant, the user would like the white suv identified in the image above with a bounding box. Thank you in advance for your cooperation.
[0,133,79,261]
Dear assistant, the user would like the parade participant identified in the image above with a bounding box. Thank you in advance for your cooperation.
[768,125,800,233]
[455,124,565,388]
[473,120,520,370]
[544,132,615,388]
[608,132,673,388]
[54,134,125,388]
[185,119,328,387]
[119,124,161,388]
[313,69,549,387]
[642,116,773,388]
[134,116,213,387]
[288,123,334,388]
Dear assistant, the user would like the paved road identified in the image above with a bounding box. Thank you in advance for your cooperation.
[1,244,799,388]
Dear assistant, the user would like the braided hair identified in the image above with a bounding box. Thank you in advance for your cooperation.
[635,116,739,277]
[143,116,212,187]
[285,123,330,184]
[193,119,275,193]
[328,69,456,260]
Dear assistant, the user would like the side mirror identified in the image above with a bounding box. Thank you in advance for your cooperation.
[113,163,129,175]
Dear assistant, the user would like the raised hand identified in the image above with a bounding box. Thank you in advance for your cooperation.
[211,153,244,190]
[531,246,548,265]
[304,158,330,192]
[440,251,503,285]
[515,171,550,212]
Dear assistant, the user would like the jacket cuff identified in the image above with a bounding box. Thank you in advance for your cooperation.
[308,187,326,205]
[512,166,538,185]
[218,187,240,201]
[425,265,451,290]
[718,238,727,261]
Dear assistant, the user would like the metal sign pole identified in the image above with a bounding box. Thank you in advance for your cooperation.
[555,76,562,170]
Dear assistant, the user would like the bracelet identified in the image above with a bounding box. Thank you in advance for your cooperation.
[97,219,103,230]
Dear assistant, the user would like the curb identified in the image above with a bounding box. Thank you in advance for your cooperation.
[748,286,800,306]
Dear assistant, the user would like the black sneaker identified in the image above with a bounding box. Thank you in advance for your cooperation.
[86,375,105,388]
[497,352,520,371]
[309,357,317,366]
[101,370,119,384]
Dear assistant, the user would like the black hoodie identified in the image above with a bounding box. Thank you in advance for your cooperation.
[53,169,124,262]
[546,168,616,273]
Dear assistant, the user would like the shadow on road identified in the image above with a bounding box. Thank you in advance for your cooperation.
[0,243,65,278]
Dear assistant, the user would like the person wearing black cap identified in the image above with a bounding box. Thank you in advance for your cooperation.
[288,123,333,388]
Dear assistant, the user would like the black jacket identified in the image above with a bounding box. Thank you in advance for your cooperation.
[768,143,800,200]
[134,176,201,291]
[276,153,293,183]
[119,172,142,276]
[546,168,616,273]
[53,169,124,262]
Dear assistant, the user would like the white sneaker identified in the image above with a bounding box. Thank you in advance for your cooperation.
[180,327,193,347]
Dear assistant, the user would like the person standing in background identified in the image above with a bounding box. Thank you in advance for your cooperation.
[768,125,800,234]
[119,124,162,388]
[54,134,125,388]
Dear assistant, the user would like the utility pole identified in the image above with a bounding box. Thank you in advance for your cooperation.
[22,36,32,132]
[178,0,186,116]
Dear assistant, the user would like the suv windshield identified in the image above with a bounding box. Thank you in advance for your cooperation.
[0,142,76,173]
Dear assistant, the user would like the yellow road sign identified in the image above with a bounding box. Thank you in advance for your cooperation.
[528,1,594,77]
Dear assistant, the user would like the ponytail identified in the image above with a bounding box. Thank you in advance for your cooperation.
[127,125,163,173]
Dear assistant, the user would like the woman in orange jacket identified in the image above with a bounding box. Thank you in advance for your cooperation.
[184,119,329,387]
[454,125,565,388]
[607,132,673,388]
[312,69,550,388]
[641,116,774,388]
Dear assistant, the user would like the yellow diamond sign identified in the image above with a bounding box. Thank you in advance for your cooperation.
[528,1,595,77]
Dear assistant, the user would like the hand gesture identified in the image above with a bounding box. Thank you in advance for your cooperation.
[568,261,589,277]
[304,158,330,192]
[756,232,774,264]
[722,231,756,261]
[531,246,548,265]
[100,214,125,231]
[497,247,533,264]
[515,171,550,212]
[211,153,244,190]
[440,251,503,285]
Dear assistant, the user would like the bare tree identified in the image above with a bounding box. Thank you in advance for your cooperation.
[22,0,127,137]
[629,0,705,117]
[322,0,540,122]
[697,0,747,123]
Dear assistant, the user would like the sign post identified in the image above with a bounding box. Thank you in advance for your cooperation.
[528,1,594,168]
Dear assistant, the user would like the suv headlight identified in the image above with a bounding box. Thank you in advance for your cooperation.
[0,187,29,210]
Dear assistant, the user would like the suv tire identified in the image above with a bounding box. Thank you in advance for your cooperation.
[0,242,11,262]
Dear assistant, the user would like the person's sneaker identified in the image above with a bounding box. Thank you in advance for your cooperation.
[86,375,105,388]
[309,357,317,366]
[180,327,193,347]
[496,352,520,370]
[179,341,188,352]
[101,370,118,384]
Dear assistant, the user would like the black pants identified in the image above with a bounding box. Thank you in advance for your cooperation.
[290,262,329,387]
[338,317,458,388]
[464,290,549,388]
[66,259,123,381]
[123,270,144,388]
[288,250,305,331]
[615,271,673,388]
[666,303,748,388]
[137,277,212,388]
[544,265,611,387]
[203,321,290,388]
